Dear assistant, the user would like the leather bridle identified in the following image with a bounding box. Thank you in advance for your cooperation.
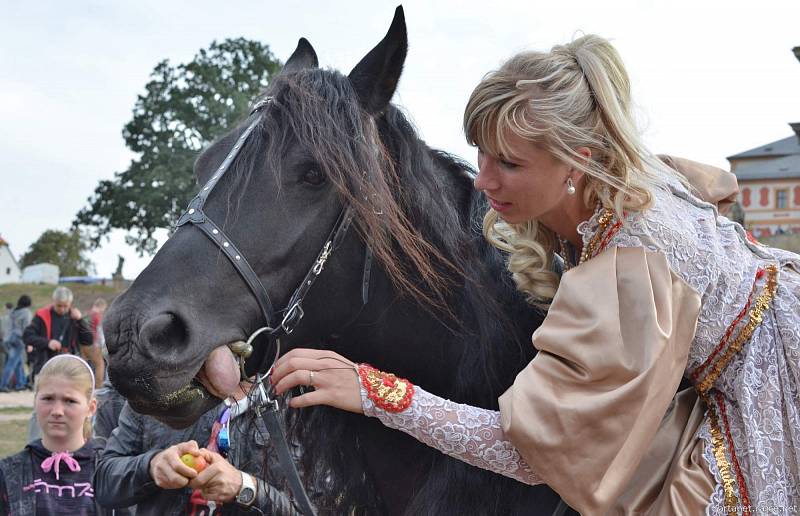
[176,96,367,371]
[174,96,373,515]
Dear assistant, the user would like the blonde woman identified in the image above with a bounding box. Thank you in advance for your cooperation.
[271,35,800,515]
[0,354,113,514]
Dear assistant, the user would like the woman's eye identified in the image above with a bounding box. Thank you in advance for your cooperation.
[302,168,326,186]
[500,159,519,169]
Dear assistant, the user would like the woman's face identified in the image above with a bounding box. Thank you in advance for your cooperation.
[474,131,572,224]
[35,376,95,442]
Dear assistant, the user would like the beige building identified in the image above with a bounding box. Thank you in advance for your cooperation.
[727,47,800,238]
[728,123,800,237]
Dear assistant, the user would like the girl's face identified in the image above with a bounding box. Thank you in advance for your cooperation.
[35,376,96,443]
[474,131,573,225]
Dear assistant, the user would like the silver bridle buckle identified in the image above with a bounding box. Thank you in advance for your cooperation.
[312,241,333,275]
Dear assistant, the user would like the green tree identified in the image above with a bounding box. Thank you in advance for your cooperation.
[74,38,282,254]
[20,229,95,276]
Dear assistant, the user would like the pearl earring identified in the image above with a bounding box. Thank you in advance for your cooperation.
[566,178,576,195]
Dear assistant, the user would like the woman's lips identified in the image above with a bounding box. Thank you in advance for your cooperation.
[488,197,512,213]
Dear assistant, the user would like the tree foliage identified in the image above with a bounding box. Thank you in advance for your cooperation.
[20,229,94,276]
[74,38,282,254]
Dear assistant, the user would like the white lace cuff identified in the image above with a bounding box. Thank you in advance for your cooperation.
[361,382,542,485]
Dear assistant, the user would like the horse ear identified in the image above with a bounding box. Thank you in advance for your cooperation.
[280,38,319,75]
[348,6,407,115]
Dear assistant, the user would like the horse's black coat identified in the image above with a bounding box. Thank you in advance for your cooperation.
[105,7,569,515]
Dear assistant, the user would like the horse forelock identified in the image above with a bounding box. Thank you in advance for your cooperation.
[224,68,473,315]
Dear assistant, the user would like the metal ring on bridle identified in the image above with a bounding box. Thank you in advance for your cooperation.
[228,326,281,380]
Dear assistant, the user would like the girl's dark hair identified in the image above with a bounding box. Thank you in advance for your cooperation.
[17,295,31,309]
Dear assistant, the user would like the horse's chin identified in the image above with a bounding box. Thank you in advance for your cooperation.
[127,379,221,429]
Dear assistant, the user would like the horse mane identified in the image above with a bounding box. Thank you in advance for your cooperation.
[213,66,544,513]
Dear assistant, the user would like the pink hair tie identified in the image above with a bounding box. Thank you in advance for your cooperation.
[41,451,81,480]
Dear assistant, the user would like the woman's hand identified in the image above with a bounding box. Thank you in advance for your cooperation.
[271,348,363,414]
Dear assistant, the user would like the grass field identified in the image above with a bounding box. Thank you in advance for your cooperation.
[0,283,126,313]
[0,407,32,458]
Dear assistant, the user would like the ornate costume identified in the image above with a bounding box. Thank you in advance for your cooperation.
[362,161,800,515]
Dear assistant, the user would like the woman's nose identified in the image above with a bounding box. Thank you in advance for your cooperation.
[474,161,500,192]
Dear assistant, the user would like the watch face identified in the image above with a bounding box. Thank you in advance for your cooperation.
[239,486,255,504]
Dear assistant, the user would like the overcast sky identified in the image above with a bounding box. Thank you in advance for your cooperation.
[1,0,799,279]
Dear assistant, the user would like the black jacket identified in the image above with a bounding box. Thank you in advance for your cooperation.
[94,402,304,516]
[0,438,114,516]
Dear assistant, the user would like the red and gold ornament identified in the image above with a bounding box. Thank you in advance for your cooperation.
[358,364,415,413]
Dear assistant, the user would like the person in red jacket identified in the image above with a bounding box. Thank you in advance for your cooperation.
[23,286,102,387]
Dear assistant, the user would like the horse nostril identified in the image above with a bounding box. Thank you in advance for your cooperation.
[138,312,188,351]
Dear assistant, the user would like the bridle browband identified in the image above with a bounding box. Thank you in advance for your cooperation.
[174,96,372,515]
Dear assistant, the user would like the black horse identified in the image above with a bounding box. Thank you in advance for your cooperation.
[104,7,568,515]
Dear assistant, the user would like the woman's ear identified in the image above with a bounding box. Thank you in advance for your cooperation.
[575,146,592,165]
[570,147,593,181]
[88,398,97,417]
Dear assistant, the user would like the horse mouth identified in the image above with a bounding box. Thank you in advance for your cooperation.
[165,344,242,404]
[121,344,242,428]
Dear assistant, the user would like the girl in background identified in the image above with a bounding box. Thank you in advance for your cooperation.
[0,354,108,515]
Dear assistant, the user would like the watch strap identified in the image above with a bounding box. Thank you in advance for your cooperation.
[236,471,257,507]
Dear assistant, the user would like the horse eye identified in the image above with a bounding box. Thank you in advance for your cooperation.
[302,168,326,186]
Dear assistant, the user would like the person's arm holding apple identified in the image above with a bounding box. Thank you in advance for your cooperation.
[184,447,306,515]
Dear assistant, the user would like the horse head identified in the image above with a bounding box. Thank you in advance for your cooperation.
[104,7,449,428]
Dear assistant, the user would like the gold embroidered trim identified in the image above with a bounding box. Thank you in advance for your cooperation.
[695,263,778,514]
[702,392,739,514]
[697,264,778,394]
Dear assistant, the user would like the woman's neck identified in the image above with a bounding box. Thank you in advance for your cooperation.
[539,198,596,249]
[42,435,86,453]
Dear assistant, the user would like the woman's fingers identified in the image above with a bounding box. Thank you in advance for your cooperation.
[272,368,315,394]
[269,348,363,414]
[271,348,354,386]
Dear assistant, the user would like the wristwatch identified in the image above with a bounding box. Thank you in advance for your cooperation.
[236,471,257,507]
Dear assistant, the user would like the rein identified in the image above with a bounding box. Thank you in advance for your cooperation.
[175,96,374,515]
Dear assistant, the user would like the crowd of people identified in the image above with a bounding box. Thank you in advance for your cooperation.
[0,286,306,515]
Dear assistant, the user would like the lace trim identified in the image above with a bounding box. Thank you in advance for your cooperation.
[361,383,542,486]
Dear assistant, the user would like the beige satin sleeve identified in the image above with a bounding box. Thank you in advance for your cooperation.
[658,154,739,214]
[498,247,705,515]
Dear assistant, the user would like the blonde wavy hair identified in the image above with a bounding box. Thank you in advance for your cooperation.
[464,34,680,305]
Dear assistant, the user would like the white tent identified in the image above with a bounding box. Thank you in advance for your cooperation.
[21,263,60,285]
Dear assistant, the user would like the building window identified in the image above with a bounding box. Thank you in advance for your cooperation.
[741,188,751,207]
[4,267,9,275]
[776,189,789,209]
[759,187,769,207]
[794,186,800,206]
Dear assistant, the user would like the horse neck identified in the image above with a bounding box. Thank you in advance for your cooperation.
[341,203,538,406]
